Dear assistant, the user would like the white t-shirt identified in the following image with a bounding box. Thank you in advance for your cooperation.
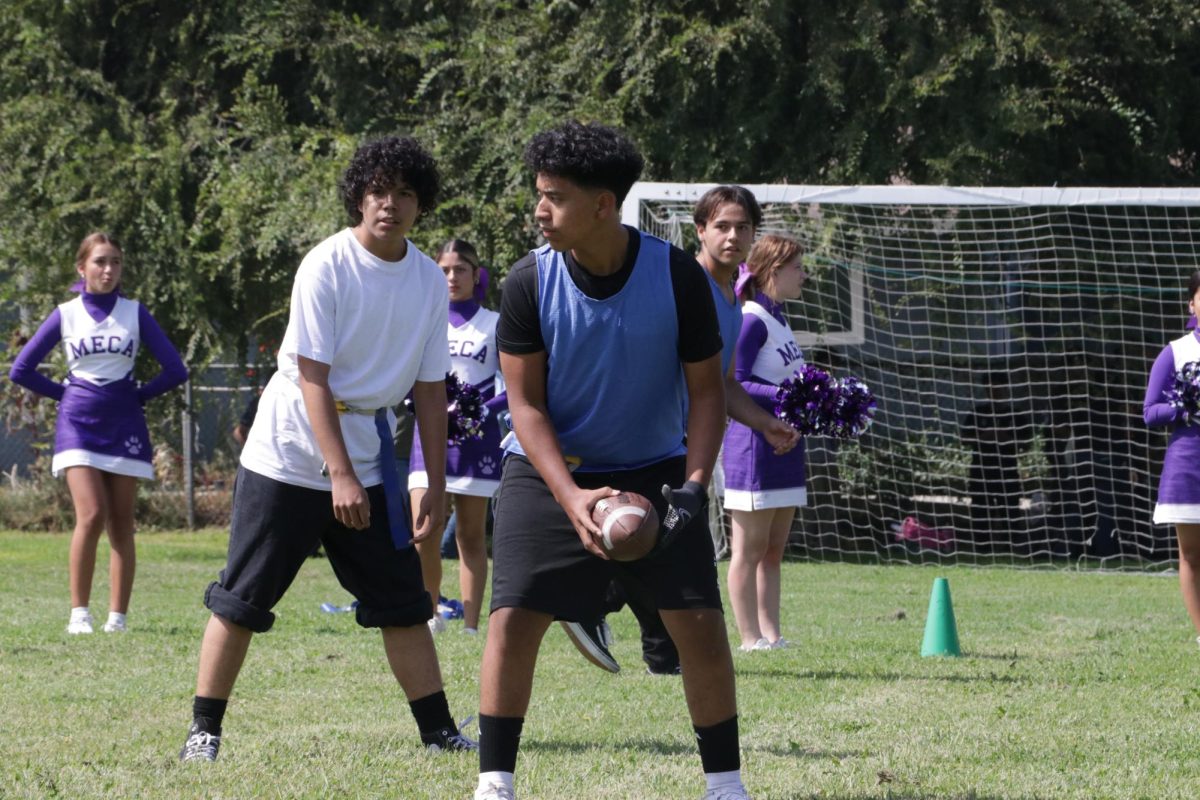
[240,228,451,489]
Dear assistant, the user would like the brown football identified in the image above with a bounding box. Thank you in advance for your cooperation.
[591,492,660,561]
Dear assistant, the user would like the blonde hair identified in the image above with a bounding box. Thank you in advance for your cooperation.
[738,234,802,301]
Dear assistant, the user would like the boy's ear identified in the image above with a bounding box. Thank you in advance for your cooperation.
[595,189,618,219]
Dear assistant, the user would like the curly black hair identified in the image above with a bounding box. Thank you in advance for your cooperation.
[523,121,644,204]
[339,136,440,224]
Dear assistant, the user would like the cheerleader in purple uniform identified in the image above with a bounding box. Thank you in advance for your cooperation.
[409,239,507,634]
[721,234,808,652]
[1144,269,1200,647]
[9,233,187,634]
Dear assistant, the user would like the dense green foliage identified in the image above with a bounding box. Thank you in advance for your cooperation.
[2,0,1199,366]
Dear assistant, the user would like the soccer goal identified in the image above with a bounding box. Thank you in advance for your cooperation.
[624,183,1200,569]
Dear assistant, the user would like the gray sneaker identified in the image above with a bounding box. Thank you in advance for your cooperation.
[179,720,221,762]
[561,618,619,673]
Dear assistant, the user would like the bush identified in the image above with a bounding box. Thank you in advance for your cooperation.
[0,449,237,531]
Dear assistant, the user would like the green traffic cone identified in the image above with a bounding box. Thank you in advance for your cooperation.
[920,576,961,657]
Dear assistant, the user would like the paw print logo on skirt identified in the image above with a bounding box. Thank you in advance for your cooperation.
[124,436,143,455]
[478,455,496,476]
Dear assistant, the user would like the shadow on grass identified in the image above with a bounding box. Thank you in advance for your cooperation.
[524,736,867,761]
[522,735,697,757]
[761,793,1032,800]
[736,667,1023,684]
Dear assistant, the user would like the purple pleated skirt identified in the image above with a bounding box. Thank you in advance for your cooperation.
[408,413,505,497]
[1154,427,1200,524]
[52,376,154,479]
[721,418,807,511]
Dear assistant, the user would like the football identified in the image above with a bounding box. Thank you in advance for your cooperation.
[591,492,660,561]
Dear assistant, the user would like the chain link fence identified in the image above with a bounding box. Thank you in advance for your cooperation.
[1,363,259,530]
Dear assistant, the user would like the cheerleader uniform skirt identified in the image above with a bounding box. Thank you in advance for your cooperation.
[721,417,807,511]
[1153,427,1200,524]
[52,376,154,479]
[408,412,505,498]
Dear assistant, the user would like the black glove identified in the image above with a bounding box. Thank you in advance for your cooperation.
[655,480,708,553]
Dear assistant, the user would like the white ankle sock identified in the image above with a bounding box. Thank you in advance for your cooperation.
[70,606,91,621]
[107,611,126,626]
[705,770,743,791]
[478,771,514,792]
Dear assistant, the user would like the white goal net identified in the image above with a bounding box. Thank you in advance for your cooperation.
[624,183,1200,568]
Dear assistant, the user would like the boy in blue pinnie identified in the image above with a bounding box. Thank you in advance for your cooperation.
[473,121,751,800]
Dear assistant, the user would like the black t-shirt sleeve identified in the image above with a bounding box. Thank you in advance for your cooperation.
[670,246,723,363]
[239,394,260,428]
[496,253,544,354]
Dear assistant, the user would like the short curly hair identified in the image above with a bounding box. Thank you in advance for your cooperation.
[339,136,440,224]
[523,121,644,204]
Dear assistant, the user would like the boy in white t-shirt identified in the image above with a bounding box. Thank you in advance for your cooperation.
[180,136,475,762]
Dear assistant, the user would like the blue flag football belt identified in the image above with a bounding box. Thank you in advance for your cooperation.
[325,401,411,550]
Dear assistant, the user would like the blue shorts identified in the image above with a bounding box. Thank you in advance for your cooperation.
[204,467,433,632]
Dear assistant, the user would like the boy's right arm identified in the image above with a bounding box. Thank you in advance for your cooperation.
[501,349,614,559]
[723,362,798,454]
[297,355,370,529]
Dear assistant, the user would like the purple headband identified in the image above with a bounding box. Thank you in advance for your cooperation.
[733,262,755,298]
[474,266,489,304]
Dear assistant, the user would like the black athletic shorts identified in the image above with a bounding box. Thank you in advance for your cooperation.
[489,454,722,621]
[204,467,433,633]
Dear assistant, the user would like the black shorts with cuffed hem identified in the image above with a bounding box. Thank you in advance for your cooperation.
[489,454,722,622]
[204,467,432,633]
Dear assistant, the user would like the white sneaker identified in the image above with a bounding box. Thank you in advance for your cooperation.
[67,610,94,635]
[103,613,127,633]
[475,781,516,800]
[463,626,479,635]
[738,638,770,652]
[428,614,447,634]
[767,637,791,649]
[702,784,751,799]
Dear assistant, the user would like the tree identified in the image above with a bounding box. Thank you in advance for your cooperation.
[2,0,1198,371]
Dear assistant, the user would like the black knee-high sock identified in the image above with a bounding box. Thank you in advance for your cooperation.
[479,713,524,774]
[192,696,228,734]
[410,690,457,741]
[694,715,740,774]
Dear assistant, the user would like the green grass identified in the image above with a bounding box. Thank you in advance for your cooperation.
[1,530,1198,799]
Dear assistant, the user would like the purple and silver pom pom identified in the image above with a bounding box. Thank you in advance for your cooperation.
[825,376,877,439]
[404,373,488,445]
[774,364,836,436]
[444,373,487,445]
[1166,360,1200,426]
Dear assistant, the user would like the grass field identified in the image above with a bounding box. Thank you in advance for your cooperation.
[2,530,1199,799]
